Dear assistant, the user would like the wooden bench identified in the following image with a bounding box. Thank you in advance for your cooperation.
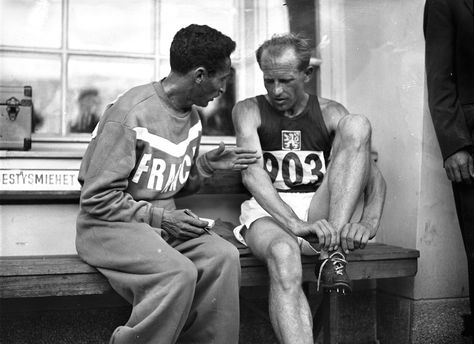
[0,170,420,343]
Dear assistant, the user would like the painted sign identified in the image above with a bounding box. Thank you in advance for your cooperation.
[0,169,80,191]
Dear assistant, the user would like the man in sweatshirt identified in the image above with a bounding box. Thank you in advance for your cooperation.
[76,24,258,344]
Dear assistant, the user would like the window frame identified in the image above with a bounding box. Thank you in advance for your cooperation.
[0,0,299,146]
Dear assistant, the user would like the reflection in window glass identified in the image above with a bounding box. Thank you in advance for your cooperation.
[0,53,61,134]
[0,0,292,137]
[159,0,235,54]
[67,57,154,133]
[69,0,154,53]
[0,0,62,48]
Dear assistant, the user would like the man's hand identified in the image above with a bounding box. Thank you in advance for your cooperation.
[161,209,209,240]
[206,142,260,171]
[295,219,339,252]
[340,222,373,254]
[445,150,474,183]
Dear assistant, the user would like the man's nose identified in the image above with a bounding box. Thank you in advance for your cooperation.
[272,82,283,95]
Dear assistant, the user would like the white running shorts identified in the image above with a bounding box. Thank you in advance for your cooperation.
[233,192,320,256]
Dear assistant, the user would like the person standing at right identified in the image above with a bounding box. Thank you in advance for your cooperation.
[424,0,474,336]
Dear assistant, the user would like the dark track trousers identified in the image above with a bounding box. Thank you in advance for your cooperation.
[76,214,241,344]
[453,182,474,320]
[452,105,474,324]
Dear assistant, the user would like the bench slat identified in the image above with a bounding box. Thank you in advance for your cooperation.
[0,243,418,277]
[0,274,114,298]
[0,243,418,298]
[0,258,418,298]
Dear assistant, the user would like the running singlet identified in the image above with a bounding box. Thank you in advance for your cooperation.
[256,95,332,192]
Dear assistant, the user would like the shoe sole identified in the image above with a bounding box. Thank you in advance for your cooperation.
[319,282,353,295]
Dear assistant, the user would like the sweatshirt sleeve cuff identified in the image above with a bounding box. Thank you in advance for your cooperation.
[150,207,164,229]
[196,153,215,178]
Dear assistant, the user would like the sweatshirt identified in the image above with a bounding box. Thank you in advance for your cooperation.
[77,81,203,230]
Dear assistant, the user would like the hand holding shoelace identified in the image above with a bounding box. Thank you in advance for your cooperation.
[294,219,339,252]
[340,221,373,254]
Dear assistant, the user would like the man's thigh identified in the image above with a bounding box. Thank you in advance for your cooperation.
[77,217,190,275]
[245,217,298,261]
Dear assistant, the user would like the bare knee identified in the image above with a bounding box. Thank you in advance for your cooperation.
[266,239,302,291]
[337,114,372,148]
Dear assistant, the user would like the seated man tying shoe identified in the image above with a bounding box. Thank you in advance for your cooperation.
[232,33,387,344]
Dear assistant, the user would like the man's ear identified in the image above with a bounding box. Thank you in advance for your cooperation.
[303,66,314,82]
[194,67,207,84]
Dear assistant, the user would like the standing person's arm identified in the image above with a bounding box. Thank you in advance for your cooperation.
[424,0,474,182]
[232,99,338,250]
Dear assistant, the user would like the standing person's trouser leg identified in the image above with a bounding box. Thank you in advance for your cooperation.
[76,215,240,344]
[453,182,474,322]
[452,104,474,329]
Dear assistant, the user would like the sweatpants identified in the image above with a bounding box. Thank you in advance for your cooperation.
[76,214,241,344]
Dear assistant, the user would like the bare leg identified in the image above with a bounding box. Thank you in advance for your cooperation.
[307,114,372,294]
[309,114,372,245]
[245,217,314,344]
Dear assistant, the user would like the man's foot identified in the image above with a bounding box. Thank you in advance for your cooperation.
[315,252,352,295]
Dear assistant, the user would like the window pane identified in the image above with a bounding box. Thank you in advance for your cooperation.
[0,52,61,134]
[67,56,154,133]
[69,0,154,53]
[159,0,236,54]
[0,0,62,48]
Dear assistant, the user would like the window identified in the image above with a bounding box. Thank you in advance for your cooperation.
[0,0,291,138]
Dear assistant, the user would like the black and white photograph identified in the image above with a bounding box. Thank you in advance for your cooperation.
[1,0,473,343]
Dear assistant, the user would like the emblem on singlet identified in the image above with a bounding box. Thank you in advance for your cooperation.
[282,130,301,151]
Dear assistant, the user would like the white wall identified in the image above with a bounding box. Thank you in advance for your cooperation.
[319,0,468,300]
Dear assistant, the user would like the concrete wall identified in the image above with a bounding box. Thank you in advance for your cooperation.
[319,0,468,302]
[319,1,469,330]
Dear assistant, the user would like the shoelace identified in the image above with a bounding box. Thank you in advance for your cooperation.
[316,252,348,291]
[332,257,346,275]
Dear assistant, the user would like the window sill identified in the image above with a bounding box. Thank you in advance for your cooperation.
[0,135,236,159]
[0,135,237,202]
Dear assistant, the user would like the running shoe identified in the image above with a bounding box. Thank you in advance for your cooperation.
[315,251,352,295]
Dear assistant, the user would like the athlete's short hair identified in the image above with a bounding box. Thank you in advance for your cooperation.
[256,33,312,71]
[170,24,236,76]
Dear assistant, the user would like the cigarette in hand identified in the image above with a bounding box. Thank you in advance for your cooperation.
[184,209,213,235]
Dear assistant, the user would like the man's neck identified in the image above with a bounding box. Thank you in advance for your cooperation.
[161,73,192,112]
[283,93,309,118]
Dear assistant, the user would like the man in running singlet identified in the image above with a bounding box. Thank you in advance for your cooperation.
[232,33,386,344]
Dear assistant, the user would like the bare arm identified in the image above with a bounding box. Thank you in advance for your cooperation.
[233,99,301,232]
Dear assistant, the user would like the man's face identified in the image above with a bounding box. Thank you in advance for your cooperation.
[192,57,232,107]
[260,48,308,112]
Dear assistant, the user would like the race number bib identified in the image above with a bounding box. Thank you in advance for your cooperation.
[263,150,326,191]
